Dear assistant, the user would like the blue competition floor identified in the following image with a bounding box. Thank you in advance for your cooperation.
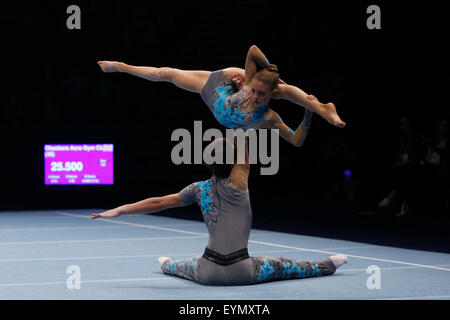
[0,210,449,300]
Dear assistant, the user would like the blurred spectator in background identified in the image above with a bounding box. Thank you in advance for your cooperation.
[418,119,449,212]
[393,116,421,167]
[421,119,448,176]
[378,117,422,216]
[378,117,449,216]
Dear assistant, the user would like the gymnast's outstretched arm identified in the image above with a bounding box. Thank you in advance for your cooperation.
[265,108,314,148]
[90,194,186,219]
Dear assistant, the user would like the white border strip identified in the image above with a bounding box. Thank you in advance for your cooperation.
[0,277,173,288]
[0,235,207,246]
[55,211,450,272]
[376,295,450,300]
[248,239,450,272]
[0,223,200,232]
[341,264,450,272]
[0,247,375,263]
[56,211,206,236]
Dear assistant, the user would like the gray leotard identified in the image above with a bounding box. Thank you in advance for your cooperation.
[200,70,269,130]
[159,176,337,286]
[179,176,252,255]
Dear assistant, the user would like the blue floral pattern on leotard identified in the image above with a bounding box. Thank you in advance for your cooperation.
[212,85,269,130]
[311,263,321,276]
[195,180,214,215]
[167,261,177,275]
[282,262,307,278]
[258,259,275,281]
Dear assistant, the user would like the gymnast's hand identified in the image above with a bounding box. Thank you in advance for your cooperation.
[231,73,245,90]
[97,61,122,73]
[91,207,123,219]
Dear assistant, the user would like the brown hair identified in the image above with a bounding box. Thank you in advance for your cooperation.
[204,138,234,178]
[253,64,279,91]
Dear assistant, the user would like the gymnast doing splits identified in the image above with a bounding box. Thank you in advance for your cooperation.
[98,45,346,147]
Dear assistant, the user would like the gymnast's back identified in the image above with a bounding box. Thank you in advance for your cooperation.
[178,175,252,255]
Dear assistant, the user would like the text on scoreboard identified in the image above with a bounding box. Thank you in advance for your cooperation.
[44,144,114,185]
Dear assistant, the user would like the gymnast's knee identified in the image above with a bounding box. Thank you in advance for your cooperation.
[159,67,177,82]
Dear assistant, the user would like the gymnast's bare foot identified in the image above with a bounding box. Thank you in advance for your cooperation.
[306,95,345,128]
[321,102,346,128]
[158,256,172,266]
[97,61,122,73]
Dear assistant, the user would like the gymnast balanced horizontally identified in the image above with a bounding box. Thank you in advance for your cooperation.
[97,45,345,147]
[91,136,348,285]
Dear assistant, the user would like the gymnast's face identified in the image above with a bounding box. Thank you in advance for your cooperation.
[249,79,273,107]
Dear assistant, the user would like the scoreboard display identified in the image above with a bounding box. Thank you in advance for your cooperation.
[44,144,114,185]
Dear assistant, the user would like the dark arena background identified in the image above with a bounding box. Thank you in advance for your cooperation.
[0,0,449,304]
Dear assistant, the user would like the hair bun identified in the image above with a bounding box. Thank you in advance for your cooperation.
[266,64,278,73]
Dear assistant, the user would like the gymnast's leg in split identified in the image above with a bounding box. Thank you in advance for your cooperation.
[91,137,348,286]
[97,45,345,130]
